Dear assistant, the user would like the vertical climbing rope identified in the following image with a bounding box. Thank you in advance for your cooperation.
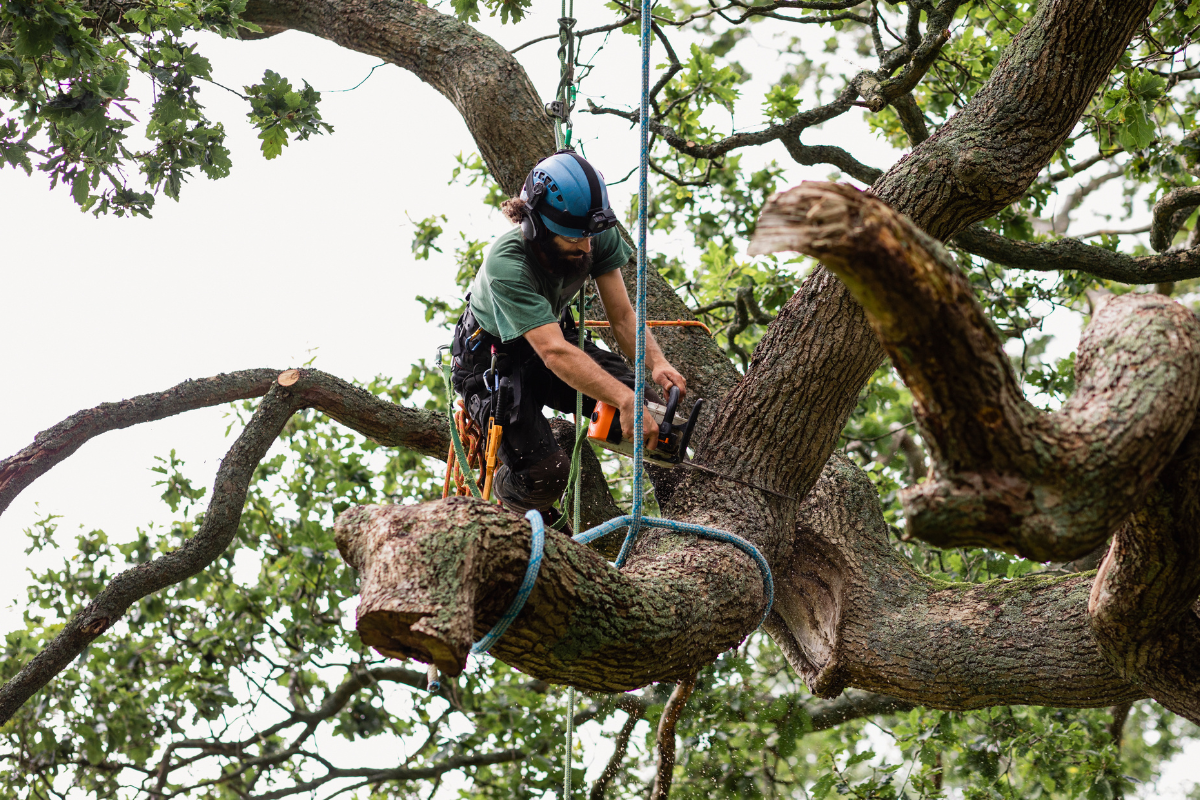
[614,0,654,569]
[563,288,585,799]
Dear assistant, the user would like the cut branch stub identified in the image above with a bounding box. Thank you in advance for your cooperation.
[333,499,767,691]
[750,182,1200,561]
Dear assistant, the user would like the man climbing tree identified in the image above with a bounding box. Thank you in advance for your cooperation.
[4,0,1200,798]
[451,149,685,519]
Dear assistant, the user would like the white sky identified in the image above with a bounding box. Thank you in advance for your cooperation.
[0,3,1194,797]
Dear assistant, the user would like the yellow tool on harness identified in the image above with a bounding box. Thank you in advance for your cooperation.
[481,417,503,501]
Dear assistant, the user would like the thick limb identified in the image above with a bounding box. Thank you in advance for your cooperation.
[750,182,1200,562]
[334,455,1148,709]
[764,454,1146,710]
[1089,425,1200,721]
[334,498,770,691]
[953,226,1200,284]
[0,381,305,725]
[0,368,451,520]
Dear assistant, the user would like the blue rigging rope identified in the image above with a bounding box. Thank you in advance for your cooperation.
[468,0,773,671]
[470,510,546,655]
[629,0,653,552]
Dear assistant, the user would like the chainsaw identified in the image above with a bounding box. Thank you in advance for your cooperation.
[586,386,703,468]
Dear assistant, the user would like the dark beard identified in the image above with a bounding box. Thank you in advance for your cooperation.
[536,238,593,282]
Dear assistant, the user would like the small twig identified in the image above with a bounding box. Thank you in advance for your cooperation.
[648,672,698,800]
[842,420,917,443]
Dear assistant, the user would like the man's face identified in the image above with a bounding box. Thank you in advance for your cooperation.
[539,234,593,280]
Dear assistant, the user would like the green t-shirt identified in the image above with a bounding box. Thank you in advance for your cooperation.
[469,227,633,342]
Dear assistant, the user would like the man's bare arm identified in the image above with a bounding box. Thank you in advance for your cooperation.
[524,322,659,447]
[594,270,687,397]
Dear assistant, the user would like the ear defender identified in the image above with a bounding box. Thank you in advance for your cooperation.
[520,178,547,241]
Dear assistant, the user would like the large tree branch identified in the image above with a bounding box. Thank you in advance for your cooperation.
[687,0,1153,534]
[0,368,449,520]
[0,368,279,517]
[334,498,770,690]
[872,0,1153,242]
[0,380,305,726]
[335,455,1148,708]
[751,182,1200,562]
[953,225,1200,284]
[763,453,1146,709]
[1089,424,1200,723]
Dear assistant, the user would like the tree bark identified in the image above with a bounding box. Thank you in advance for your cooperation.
[953,226,1200,284]
[765,453,1145,710]
[334,453,1149,709]
[750,182,1200,562]
[1089,426,1200,721]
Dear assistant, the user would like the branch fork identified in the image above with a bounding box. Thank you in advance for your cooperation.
[751,181,1200,562]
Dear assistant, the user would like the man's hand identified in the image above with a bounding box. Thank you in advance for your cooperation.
[651,362,687,400]
[620,395,659,450]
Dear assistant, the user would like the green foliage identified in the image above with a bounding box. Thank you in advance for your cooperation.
[244,70,332,160]
[6,0,1200,798]
[410,213,447,260]
[0,0,322,214]
[449,0,532,24]
[450,151,507,209]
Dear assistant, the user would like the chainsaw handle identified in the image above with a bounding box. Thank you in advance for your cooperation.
[675,397,704,464]
[658,385,681,442]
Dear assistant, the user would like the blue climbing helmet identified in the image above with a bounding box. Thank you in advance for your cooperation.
[519,149,619,240]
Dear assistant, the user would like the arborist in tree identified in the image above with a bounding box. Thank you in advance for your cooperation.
[451,150,687,524]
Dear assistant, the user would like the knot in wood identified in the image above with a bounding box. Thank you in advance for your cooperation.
[82,617,109,636]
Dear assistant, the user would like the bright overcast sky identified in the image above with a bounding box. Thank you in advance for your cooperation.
[1,5,1193,796]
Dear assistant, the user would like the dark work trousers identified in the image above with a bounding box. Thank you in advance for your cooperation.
[451,308,644,514]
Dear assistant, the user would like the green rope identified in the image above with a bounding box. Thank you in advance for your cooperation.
[439,348,482,499]
[563,287,585,799]
[573,287,585,529]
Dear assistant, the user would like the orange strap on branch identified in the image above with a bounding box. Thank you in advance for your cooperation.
[584,319,712,335]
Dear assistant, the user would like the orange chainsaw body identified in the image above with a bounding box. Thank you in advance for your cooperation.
[586,387,702,468]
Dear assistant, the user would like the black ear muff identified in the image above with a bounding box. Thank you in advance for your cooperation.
[521,178,547,241]
[520,211,539,241]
